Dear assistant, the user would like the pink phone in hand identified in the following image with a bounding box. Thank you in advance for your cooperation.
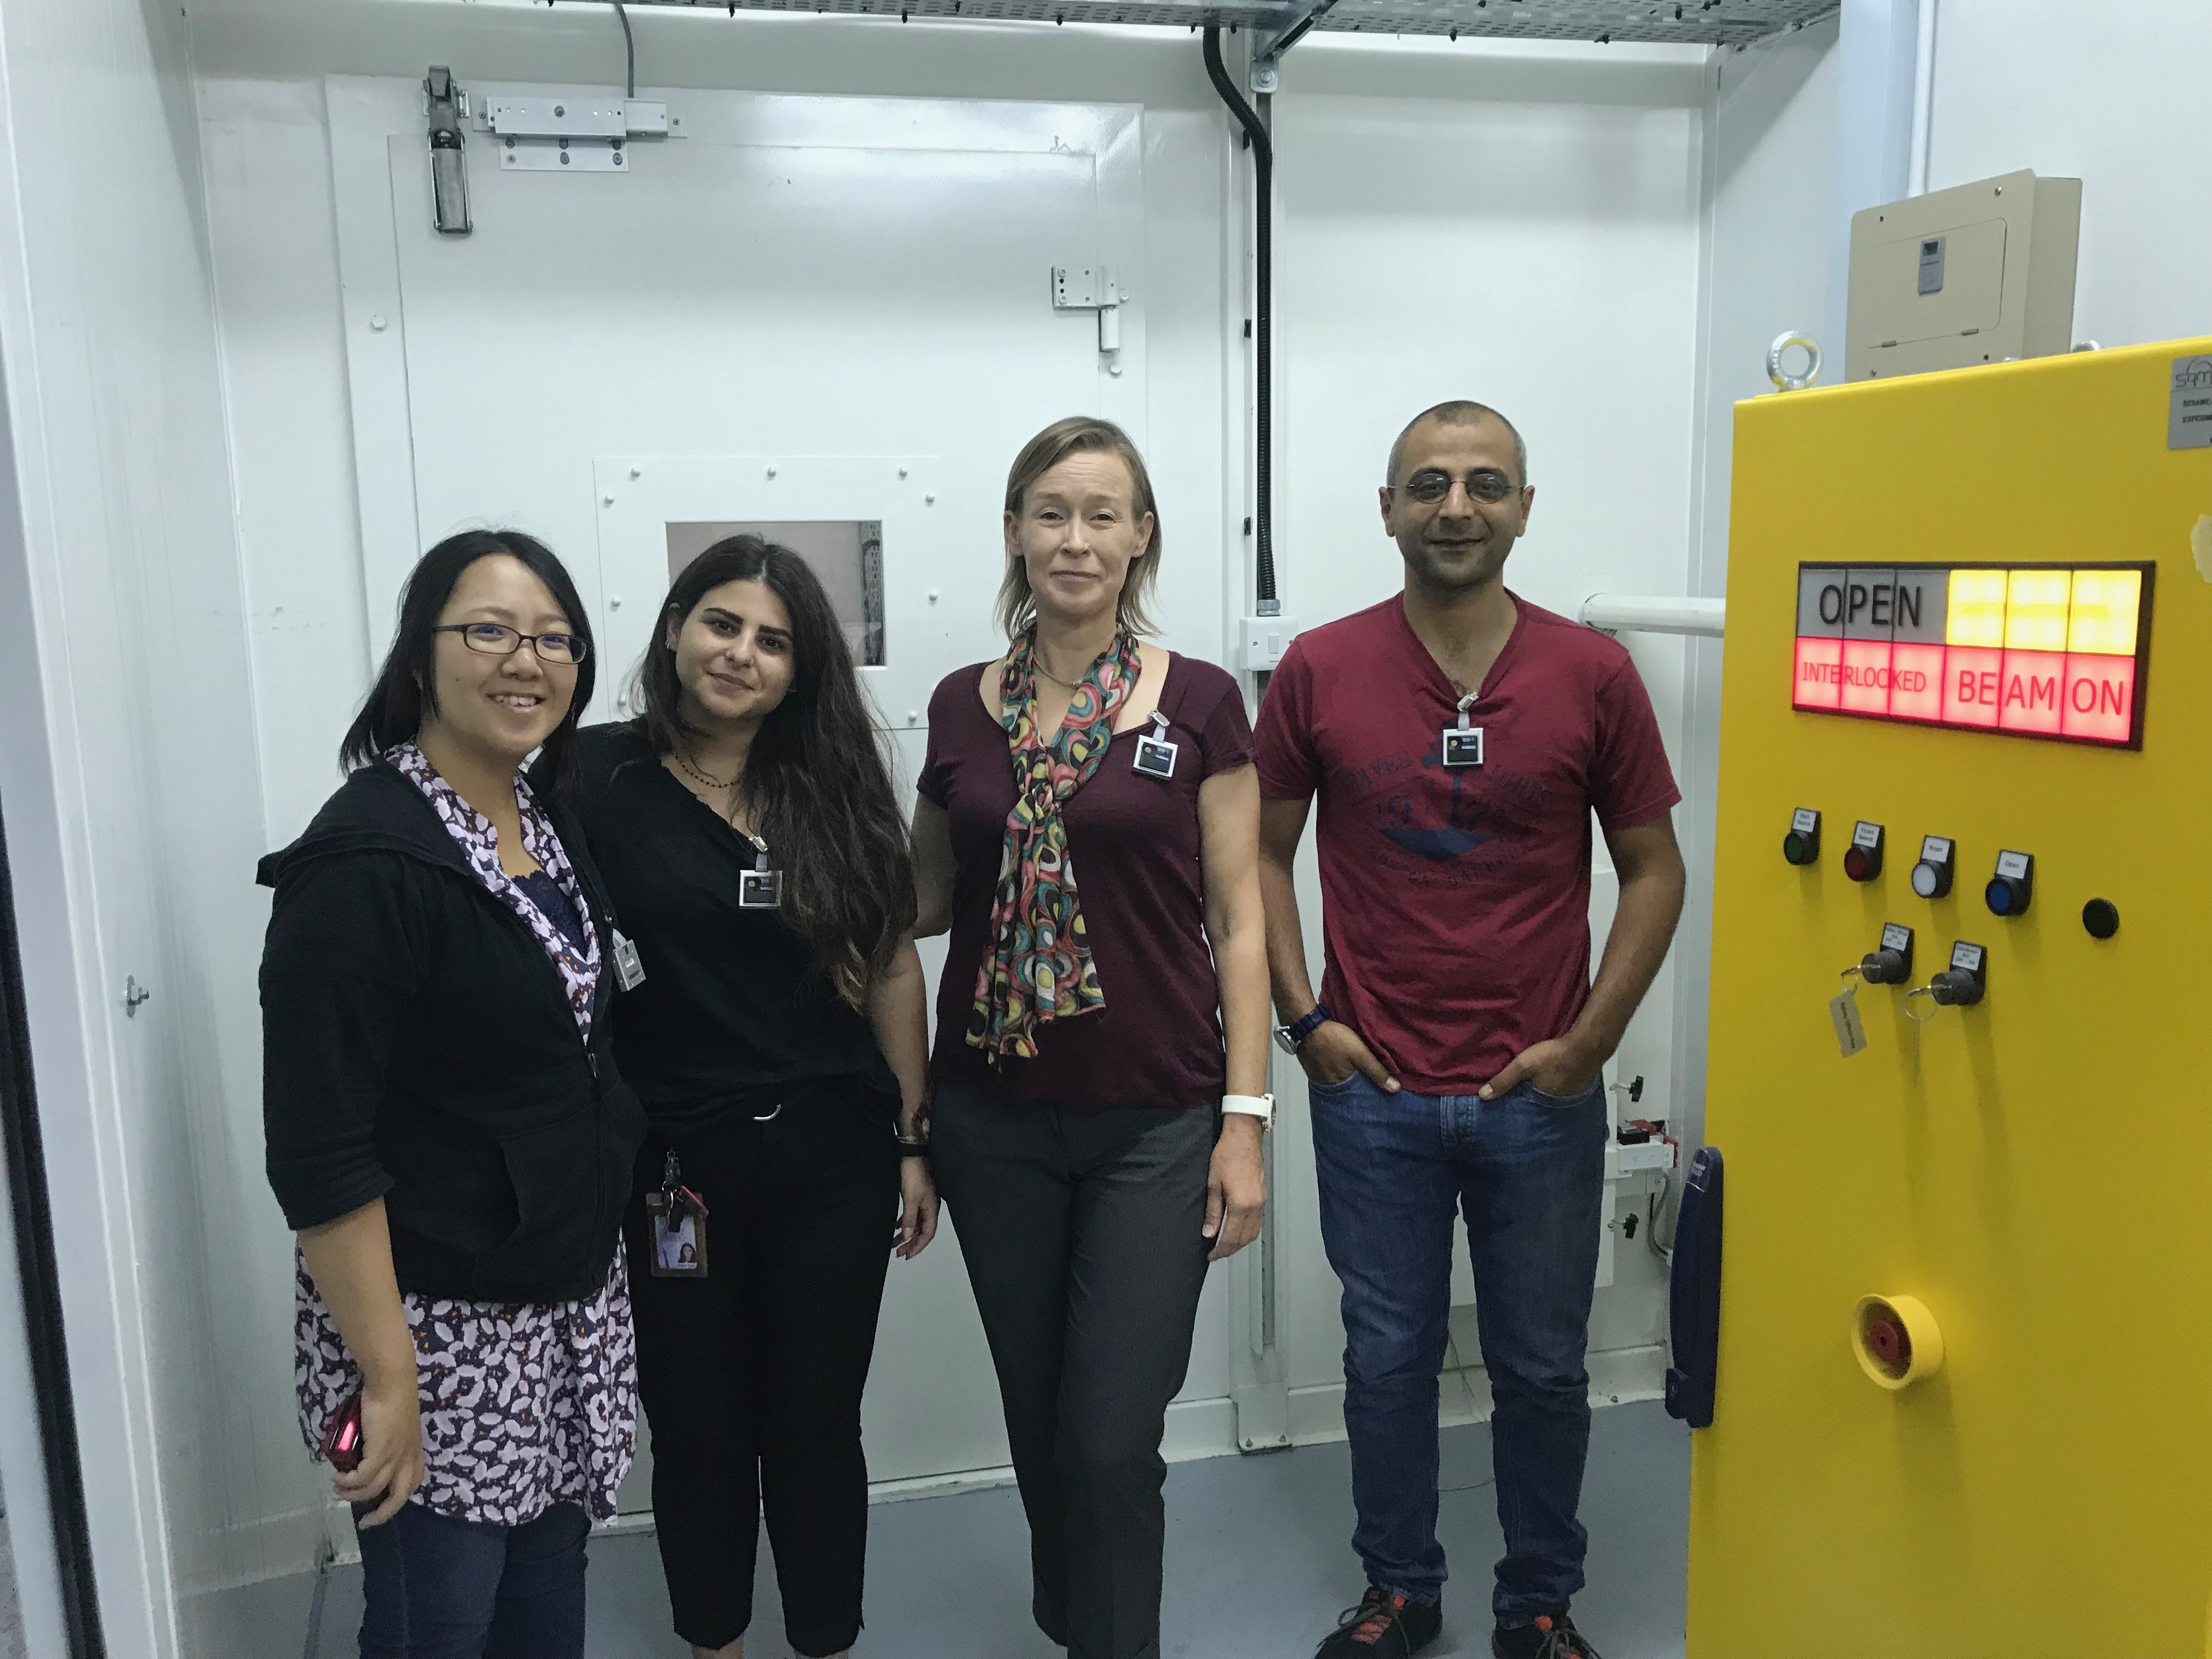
[321,1390,364,1472]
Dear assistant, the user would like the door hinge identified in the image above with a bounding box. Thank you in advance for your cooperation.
[1051,264,1131,374]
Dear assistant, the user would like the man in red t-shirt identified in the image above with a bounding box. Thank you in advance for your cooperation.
[1254,401,1685,1659]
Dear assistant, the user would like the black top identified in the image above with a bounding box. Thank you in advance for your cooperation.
[562,724,900,1138]
[258,761,648,1304]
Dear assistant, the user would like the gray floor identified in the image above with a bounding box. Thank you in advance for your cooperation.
[312,1401,1688,1659]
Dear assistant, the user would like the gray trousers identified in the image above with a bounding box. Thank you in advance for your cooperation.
[932,1085,1217,1659]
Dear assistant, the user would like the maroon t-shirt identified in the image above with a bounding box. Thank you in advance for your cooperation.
[1254,594,1679,1095]
[918,653,1254,1109]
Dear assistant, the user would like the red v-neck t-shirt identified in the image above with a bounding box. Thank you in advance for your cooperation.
[917,652,1254,1109]
[1252,594,1679,1094]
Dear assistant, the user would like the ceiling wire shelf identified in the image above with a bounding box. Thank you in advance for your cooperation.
[601,0,1840,47]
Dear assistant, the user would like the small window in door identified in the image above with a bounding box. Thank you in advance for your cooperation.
[665,520,886,667]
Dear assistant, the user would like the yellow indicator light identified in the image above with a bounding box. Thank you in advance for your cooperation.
[2067,568,2143,656]
[1945,569,2010,648]
[2004,569,2074,651]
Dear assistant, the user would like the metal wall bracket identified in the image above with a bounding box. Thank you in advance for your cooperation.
[473,94,677,174]
[1051,263,1130,373]
[1250,0,1339,91]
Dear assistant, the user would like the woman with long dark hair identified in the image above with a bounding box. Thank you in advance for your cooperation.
[260,529,647,1658]
[558,535,934,1659]
[910,416,1271,1659]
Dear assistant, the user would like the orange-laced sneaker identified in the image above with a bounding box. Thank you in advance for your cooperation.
[1492,1611,1604,1659]
[1313,1585,1443,1659]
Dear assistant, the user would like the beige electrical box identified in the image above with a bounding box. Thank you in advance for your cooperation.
[1845,168,2082,383]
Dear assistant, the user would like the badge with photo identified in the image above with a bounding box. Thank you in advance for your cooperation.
[645,1188,710,1278]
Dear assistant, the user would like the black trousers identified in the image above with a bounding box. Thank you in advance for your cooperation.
[624,1083,900,1657]
[932,1085,1217,1659]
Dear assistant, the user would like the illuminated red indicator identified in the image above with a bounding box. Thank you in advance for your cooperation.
[1996,649,2066,736]
[1839,640,1893,715]
[1941,646,2004,728]
[2061,654,2136,742]
[1790,563,2147,748]
[1793,636,1843,710]
[1889,642,1945,722]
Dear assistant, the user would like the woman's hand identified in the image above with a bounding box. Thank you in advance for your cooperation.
[1203,1115,1267,1262]
[338,1375,426,1527]
[894,1158,940,1260]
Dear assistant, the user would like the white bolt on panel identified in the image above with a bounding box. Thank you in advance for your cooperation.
[1238,616,1300,672]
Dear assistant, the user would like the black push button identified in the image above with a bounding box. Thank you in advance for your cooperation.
[2082,898,2120,940]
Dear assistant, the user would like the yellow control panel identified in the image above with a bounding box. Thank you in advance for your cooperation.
[1691,337,2212,1655]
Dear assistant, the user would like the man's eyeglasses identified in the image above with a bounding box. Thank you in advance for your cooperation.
[433,622,590,665]
[1391,469,1523,506]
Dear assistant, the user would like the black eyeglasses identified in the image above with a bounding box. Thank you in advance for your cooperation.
[432,622,590,665]
[1391,469,1523,506]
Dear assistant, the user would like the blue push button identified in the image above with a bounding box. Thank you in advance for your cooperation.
[1985,849,2034,919]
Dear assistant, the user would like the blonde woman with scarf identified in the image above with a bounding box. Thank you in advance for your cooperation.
[910,416,1271,1659]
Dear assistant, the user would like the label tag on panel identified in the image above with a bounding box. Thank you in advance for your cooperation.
[1995,850,2031,880]
[1921,835,1953,863]
[1830,986,1868,1059]
[1881,923,1914,954]
[2172,354,2212,450]
[1853,821,1883,849]
[1951,941,1986,973]
[1792,808,1820,835]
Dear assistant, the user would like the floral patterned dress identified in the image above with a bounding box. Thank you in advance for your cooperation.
[292,743,637,1526]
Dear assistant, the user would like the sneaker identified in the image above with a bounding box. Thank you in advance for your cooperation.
[1313,1586,1443,1658]
[1492,1612,1604,1659]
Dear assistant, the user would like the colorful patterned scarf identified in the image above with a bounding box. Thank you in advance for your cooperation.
[966,630,1141,1061]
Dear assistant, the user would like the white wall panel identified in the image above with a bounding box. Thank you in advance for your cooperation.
[1267,74,1706,1401]
[1924,0,2212,352]
[0,0,317,1656]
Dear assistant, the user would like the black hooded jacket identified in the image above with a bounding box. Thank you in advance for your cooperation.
[258,760,647,1303]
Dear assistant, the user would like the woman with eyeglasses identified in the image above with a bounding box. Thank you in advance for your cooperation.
[260,529,647,1659]
[910,416,1272,1659]
[556,536,934,1659]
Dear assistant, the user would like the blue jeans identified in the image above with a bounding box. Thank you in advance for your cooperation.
[1310,1070,1607,1626]
[355,1499,590,1659]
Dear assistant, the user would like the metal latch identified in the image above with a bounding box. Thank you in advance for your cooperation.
[1051,264,1130,371]
[425,66,471,235]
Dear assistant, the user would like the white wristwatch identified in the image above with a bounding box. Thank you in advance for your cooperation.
[1222,1093,1275,1130]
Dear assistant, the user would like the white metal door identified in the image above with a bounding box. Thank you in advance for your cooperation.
[330,76,1152,1491]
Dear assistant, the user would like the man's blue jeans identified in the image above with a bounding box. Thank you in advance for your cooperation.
[355,1499,590,1659]
[1310,1070,1607,1627]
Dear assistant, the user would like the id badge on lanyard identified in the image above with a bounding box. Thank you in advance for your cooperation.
[1441,690,1485,768]
[738,831,783,910]
[648,1148,711,1278]
[611,929,646,991]
[1132,710,1178,781]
